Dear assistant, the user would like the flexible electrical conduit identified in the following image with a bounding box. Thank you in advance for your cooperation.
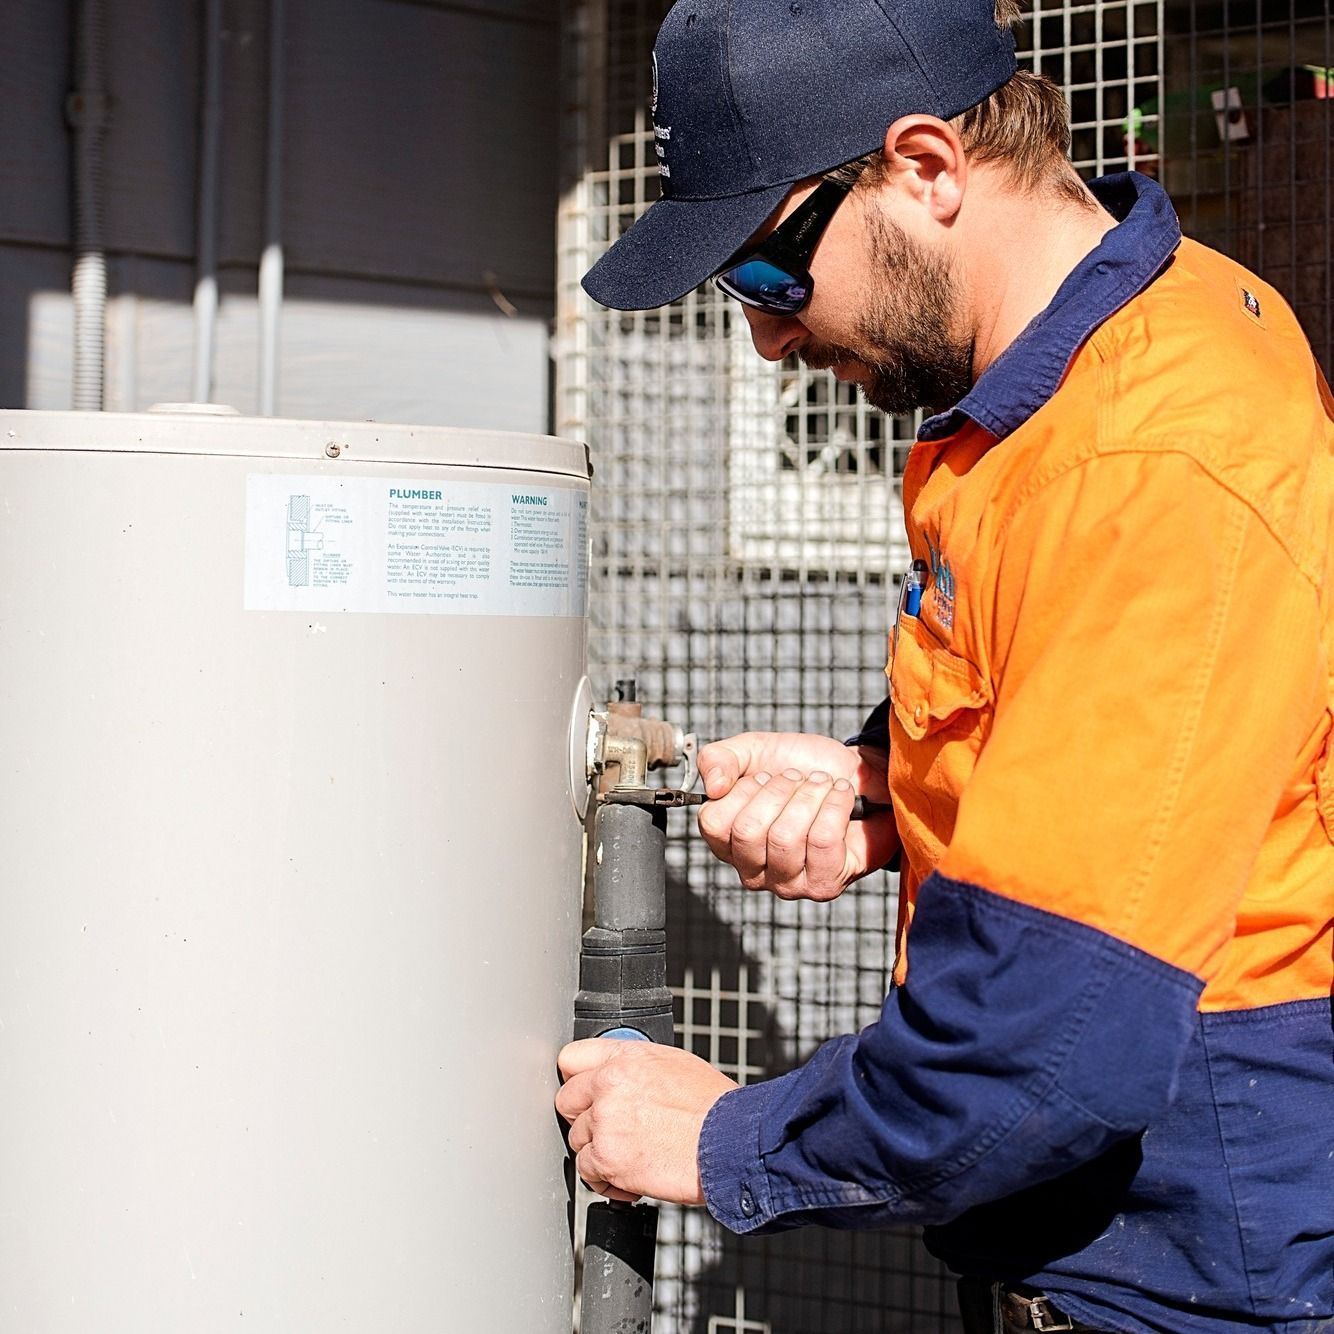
[70,0,109,412]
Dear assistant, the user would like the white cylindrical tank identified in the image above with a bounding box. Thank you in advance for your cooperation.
[0,410,589,1331]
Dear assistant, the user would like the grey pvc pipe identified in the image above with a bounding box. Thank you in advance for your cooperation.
[592,803,667,933]
[70,0,108,412]
[581,1201,658,1334]
[191,0,224,405]
[258,0,285,416]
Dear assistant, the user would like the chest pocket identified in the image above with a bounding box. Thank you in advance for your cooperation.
[888,615,992,873]
[890,616,989,738]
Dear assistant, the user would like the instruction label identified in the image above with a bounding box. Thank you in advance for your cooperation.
[244,474,588,617]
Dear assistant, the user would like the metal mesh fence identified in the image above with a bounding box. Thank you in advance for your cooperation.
[556,3,1331,1330]
[1156,0,1332,374]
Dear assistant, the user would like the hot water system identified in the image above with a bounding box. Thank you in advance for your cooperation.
[0,409,604,1331]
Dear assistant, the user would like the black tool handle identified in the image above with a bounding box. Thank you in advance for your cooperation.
[850,795,892,821]
[605,789,890,819]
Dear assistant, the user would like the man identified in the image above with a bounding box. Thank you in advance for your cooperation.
[555,1,1334,1330]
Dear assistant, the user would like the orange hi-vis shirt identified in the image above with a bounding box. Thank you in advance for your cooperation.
[887,190,1334,1328]
[891,251,1334,1017]
[697,176,1333,1334]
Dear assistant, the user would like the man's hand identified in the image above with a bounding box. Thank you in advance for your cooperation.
[556,1039,738,1205]
[697,731,899,900]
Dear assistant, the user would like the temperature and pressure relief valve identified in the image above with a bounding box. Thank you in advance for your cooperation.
[575,679,700,1045]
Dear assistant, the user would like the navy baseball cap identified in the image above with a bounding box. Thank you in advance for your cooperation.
[582,0,1017,311]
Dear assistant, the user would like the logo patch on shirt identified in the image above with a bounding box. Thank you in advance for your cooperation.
[926,535,956,631]
[1242,288,1261,319]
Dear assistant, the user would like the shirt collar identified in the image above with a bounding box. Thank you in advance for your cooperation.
[918,172,1182,444]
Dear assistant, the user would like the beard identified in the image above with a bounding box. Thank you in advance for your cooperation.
[799,212,974,418]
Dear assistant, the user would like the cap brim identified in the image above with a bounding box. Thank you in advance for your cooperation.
[581,183,792,311]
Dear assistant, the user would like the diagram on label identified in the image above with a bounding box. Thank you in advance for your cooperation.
[285,495,324,587]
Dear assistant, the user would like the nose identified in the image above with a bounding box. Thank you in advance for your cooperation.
[741,305,806,362]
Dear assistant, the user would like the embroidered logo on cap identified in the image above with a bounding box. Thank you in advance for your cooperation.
[1242,288,1261,319]
[650,54,672,179]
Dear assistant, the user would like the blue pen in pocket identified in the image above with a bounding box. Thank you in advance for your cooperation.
[904,559,927,617]
[893,558,928,654]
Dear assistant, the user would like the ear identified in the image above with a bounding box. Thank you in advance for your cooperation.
[879,116,967,223]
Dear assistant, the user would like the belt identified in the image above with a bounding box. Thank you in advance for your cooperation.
[957,1278,1104,1333]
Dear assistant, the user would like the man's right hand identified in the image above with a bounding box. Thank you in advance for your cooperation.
[697,732,899,901]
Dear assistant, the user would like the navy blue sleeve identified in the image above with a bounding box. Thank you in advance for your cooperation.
[697,872,1202,1234]
[845,696,891,752]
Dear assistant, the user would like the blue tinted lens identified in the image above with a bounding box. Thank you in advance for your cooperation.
[717,258,808,313]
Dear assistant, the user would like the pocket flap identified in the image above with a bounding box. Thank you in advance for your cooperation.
[889,619,990,741]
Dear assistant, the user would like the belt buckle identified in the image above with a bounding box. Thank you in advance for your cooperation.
[1004,1291,1075,1332]
[1029,1297,1075,1333]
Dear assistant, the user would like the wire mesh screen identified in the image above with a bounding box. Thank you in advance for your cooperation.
[1153,1,1332,375]
[555,2,1330,1330]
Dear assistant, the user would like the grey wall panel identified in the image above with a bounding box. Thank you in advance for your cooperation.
[390,0,558,22]
[0,247,73,409]
[0,5,73,247]
[1,0,559,422]
[283,0,559,295]
[216,0,270,269]
[1,0,560,292]
[1,0,201,259]
[101,0,200,260]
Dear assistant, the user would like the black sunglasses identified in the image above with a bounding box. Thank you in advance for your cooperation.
[712,168,863,316]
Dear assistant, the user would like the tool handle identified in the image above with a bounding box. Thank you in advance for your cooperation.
[850,795,892,821]
[607,791,892,819]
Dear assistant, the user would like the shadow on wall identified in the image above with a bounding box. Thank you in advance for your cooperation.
[663,869,965,1334]
[0,278,51,411]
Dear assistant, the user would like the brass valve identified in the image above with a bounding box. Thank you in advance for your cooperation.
[586,678,698,796]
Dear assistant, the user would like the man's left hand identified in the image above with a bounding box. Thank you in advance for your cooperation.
[556,1039,738,1205]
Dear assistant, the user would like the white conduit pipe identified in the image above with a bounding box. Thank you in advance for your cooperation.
[258,0,285,417]
[191,0,224,405]
[69,0,109,412]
